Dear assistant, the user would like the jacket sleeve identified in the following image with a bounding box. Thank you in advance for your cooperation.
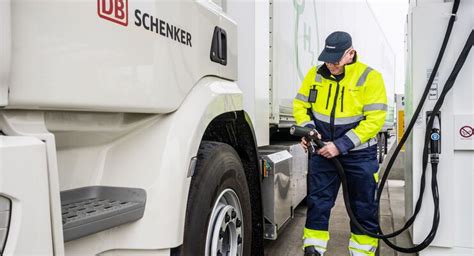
[334,70,387,154]
[293,67,317,128]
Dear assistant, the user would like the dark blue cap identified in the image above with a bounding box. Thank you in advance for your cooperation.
[318,31,352,63]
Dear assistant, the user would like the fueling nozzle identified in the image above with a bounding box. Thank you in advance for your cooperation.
[429,114,441,163]
[290,125,325,154]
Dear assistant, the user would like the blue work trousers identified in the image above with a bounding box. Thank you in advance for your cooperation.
[305,145,380,234]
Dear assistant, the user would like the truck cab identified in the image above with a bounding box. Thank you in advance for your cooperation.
[0,1,395,255]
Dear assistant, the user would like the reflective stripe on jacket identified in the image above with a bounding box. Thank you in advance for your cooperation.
[293,59,387,154]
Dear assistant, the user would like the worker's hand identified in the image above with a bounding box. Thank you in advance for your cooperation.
[300,131,321,153]
[318,142,340,158]
[300,137,309,153]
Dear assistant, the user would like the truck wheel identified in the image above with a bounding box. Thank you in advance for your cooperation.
[182,141,252,256]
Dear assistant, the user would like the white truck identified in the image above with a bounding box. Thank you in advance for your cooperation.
[0,1,395,255]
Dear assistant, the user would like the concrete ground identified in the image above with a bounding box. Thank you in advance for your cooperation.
[263,180,416,256]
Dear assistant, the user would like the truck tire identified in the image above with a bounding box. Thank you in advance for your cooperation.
[182,141,252,256]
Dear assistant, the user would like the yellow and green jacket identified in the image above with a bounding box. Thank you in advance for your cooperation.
[293,58,387,154]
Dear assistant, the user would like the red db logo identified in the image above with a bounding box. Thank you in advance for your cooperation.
[98,0,128,26]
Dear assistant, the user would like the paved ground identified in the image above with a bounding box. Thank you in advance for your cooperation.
[263,180,416,256]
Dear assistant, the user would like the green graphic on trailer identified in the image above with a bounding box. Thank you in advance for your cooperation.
[294,0,319,82]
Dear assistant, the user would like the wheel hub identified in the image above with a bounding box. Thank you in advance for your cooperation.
[206,189,244,256]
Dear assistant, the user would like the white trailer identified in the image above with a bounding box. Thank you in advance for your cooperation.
[0,0,396,255]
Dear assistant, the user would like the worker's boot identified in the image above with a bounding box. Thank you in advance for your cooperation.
[304,246,321,256]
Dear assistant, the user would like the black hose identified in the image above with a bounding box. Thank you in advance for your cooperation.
[380,29,473,252]
[333,29,473,253]
[376,0,460,239]
[292,124,443,252]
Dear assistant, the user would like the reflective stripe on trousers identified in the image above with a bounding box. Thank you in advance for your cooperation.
[303,228,329,255]
[348,233,378,256]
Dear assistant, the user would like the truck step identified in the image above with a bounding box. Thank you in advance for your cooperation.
[60,186,146,242]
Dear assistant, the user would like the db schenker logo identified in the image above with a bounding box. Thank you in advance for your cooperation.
[97,0,128,26]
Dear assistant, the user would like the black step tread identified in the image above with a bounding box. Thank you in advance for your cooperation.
[60,186,146,242]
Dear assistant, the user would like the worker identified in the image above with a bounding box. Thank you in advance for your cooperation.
[293,31,387,256]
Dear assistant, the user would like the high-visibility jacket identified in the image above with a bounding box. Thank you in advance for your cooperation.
[293,59,387,154]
